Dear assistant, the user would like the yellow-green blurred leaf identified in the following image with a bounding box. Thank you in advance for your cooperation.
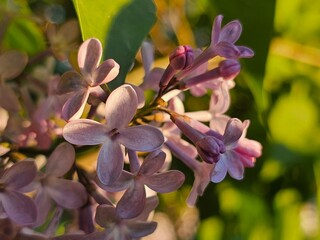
[268,81,319,153]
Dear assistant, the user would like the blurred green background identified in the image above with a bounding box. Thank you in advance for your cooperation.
[144,0,320,239]
[1,0,320,239]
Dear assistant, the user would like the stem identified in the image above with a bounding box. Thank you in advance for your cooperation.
[165,139,200,171]
[45,206,63,235]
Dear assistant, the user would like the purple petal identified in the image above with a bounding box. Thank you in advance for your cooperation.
[237,46,255,58]
[225,151,244,180]
[219,20,242,43]
[128,84,145,109]
[118,125,164,152]
[105,85,138,129]
[211,15,223,45]
[34,189,52,226]
[2,160,37,190]
[78,38,102,75]
[95,204,118,228]
[169,137,198,159]
[223,118,244,147]
[209,82,230,115]
[96,140,124,185]
[127,221,157,238]
[0,84,20,112]
[63,119,108,145]
[215,41,240,59]
[139,151,166,175]
[141,41,154,73]
[116,180,146,219]
[46,177,87,209]
[92,59,119,86]
[0,51,28,80]
[143,170,185,193]
[56,71,86,94]
[210,115,230,135]
[46,142,75,177]
[211,159,227,183]
[1,190,37,225]
[140,67,164,91]
[62,89,90,120]
[132,196,159,221]
[96,170,133,192]
[236,138,262,159]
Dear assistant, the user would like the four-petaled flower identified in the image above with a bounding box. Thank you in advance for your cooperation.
[211,118,262,182]
[63,84,164,185]
[32,142,88,226]
[97,150,185,219]
[82,196,159,240]
[176,14,254,80]
[0,160,37,225]
[57,38,120,120]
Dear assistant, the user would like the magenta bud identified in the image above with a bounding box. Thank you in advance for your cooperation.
[218,59,241,80]
[169,45,194,70]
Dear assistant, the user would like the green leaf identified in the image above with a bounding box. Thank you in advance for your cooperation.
[3,17,46,55]
[73,0,157,90]
[73,0,130,43]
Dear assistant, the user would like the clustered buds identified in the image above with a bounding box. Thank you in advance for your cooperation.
[0,14,262,239]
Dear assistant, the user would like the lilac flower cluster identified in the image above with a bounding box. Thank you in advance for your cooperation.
[0,15,262,239]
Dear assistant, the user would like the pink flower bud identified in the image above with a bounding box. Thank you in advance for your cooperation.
[218,59,241,80]
[169,45,194,70]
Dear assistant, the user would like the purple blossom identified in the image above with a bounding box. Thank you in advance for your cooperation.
[176,15,254,80]
[57,38,120,120]
[97,150,185,219]
[209,80,234,133]
[63,84,164,185]
[179,59,240,91]
[171,114,225,164]
[32,142,87,226]
[211,118,262,182]
[83,196,159,240]
[159,45,194,93]
[0,160,37,225]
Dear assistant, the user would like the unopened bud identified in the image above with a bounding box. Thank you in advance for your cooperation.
[169,45,194,70]
[218,59,240,80]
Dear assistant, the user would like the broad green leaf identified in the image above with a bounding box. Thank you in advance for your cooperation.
[73,0,130,43]
[73,0,157,90]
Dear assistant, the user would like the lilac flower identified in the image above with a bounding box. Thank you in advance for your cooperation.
[57,38,120,120]
[208,80,234,133]
[0,51,28,112]
[47,19,81,61]
[179,59,240,91]
[211,118,262,182]
[32,142,87,226]
[63,84,164,185]
[171,114,225,164]
[83,196,159,240]
[158,45,194,94]
[176,15,254,80]
[97,150,185,219]
[0,160,37,225]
